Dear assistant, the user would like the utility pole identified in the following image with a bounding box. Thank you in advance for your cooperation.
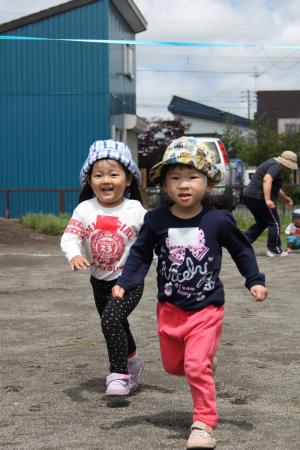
[246,89,250,119]
[240,68,261,119]
[241,89,252,119]
[250,67,261,92]
[241,90,257,120]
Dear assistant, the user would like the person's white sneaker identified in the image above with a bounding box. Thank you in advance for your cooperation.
[266,249,289,257]
[105,373,131,396]
[128,355,144,392]
[186,421,217,449]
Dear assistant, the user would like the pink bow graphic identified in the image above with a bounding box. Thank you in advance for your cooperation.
[166,229,209,265]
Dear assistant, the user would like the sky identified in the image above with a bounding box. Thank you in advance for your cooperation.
[1,0,300,120]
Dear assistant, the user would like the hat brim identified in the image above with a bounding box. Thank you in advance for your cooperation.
[149,156,222,184]
[274,156,298,171]
[149,160,167,182]
[80,150,141,186]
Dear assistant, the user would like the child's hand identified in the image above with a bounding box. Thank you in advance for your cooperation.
[70,255,90,271]
[250,285,268,302]
[112,285,125,301]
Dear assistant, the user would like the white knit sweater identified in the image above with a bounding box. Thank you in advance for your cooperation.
[61,197,147,281]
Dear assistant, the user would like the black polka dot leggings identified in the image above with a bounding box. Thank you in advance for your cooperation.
[90,276,144,374]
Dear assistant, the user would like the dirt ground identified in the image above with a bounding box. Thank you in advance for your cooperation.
[0,219,299,450]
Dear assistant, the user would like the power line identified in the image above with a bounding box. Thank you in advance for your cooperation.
[137,53,300,63]
[260,47,300,70]
[148,20,283,28]
[137,68,263,74]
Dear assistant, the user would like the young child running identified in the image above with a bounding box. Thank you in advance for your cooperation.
[61,139,146,396]
[112,136,268,449]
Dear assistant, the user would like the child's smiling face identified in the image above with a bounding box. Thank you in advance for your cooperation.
[89,159,132,207]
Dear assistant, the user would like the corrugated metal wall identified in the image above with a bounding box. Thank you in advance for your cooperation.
[0,1,110,217]
[109,2,136,117]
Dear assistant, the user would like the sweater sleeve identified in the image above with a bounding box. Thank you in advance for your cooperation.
[117,212,155,290]
[285,223,294,235]
[219,211,265,289]
[60,208,84,262]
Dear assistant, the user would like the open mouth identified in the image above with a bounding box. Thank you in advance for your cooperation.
[178,193,191,199]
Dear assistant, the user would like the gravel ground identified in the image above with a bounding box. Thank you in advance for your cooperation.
[0,219,299,450]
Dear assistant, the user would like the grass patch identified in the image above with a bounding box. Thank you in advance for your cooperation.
[233,209,291,244]
[20,208,292,243]
[20,213,70,235]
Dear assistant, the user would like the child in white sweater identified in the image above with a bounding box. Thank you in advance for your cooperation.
[61,139,146,396]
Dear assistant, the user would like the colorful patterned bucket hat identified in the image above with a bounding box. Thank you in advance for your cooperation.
[149,136,222,184]
[80,139,141,186]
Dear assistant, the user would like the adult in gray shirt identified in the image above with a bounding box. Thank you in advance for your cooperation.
[243,151,298,257]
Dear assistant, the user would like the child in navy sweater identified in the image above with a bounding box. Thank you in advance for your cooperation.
[112,136,268,449]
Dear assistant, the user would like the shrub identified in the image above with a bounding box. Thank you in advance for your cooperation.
[284,185,300,205]
[20,213,70,235]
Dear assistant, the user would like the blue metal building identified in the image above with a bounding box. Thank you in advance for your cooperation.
[0,0,147,218]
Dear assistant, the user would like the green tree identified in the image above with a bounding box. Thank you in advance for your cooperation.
[138,117,190,184]
[221,121,250,159]
[234,115,280,166]
[278,129,300,156]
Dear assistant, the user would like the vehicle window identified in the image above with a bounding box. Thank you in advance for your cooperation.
[202,142,221,163]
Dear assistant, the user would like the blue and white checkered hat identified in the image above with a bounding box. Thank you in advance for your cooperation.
[80,139,141,186]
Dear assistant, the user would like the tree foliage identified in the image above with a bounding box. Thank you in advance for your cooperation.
[138,117,190,183]
[221,121,249,159]
[223,115,300,167]
[137,115,300,187]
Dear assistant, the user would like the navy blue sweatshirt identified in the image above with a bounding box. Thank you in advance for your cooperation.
[117,207,265,311]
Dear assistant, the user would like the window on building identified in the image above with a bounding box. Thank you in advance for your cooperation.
[284,123,300,134]
[278,118,300,134]
[123,44,134,80]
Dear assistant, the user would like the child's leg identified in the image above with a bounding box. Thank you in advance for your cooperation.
[157,302,185,375]
[101,284,143,374]
[90,276,113,317]
[295,237,300,249]
[184,306,224,427]
[157,303,224,428]
[287,235,300,250]
[91,277,134,357]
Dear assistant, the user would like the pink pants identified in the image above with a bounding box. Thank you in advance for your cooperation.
[157,302,224,427]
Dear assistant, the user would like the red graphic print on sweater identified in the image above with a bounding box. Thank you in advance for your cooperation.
[91,215,125,266]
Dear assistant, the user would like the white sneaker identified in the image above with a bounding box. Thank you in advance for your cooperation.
[266,249,289,257]
[105,373,131,396]
[186,421,217,449]
[128,355,144,392]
